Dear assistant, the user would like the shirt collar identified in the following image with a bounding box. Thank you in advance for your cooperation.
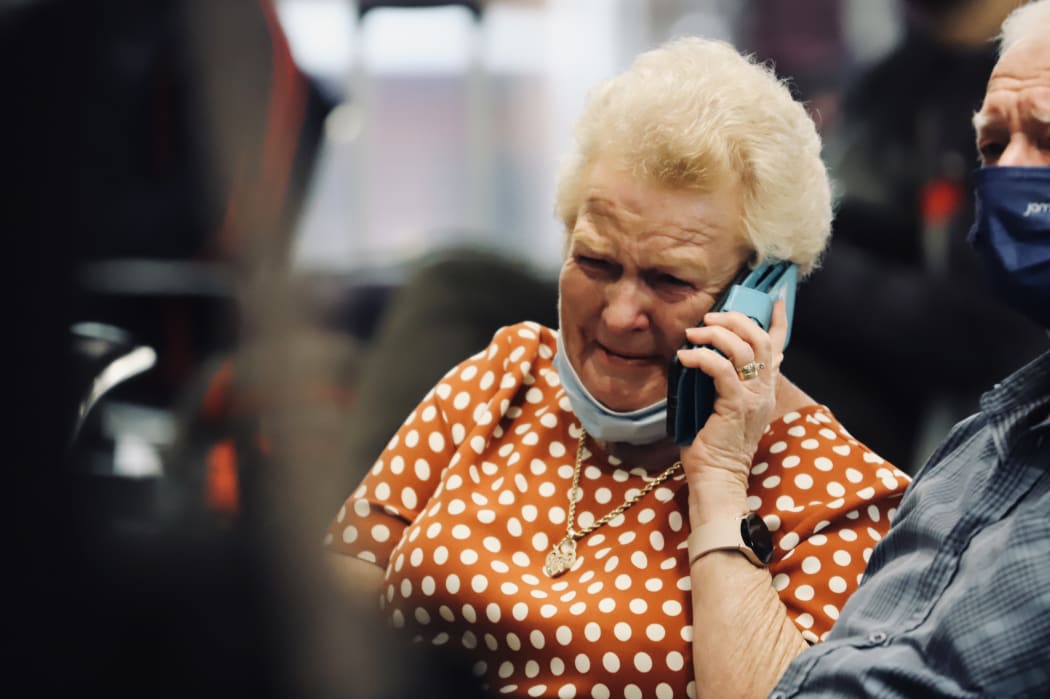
[979,348,1050,459]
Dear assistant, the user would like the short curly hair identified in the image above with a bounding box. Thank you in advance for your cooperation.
[554,37,832,277]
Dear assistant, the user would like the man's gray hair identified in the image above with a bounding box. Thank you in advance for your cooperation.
[1000,0,1050,54]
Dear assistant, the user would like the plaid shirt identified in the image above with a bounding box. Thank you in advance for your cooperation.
[773,348,1050,699]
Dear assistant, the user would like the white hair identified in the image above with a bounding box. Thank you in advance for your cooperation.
[1000,0,1050,54]
[554,37,832,277]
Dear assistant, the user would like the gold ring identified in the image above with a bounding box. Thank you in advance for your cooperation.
[736,361,765,381]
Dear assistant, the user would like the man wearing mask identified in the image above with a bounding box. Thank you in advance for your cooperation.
[789,0,1047,472]
[764,0,1050,695]
[684,2,1050,692]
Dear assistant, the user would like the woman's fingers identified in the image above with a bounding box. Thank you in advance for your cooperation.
[682,323,756,370]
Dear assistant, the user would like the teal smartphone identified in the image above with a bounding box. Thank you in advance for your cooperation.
[667,260,798,446]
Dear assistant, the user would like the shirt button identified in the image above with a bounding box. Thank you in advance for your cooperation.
[867,630,888,645]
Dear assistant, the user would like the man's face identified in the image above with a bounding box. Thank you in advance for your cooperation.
[974,38,1050,167]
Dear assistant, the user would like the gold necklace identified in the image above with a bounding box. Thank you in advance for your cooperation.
[543,430,683,578]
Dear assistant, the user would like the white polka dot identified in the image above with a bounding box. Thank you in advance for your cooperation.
[794,474,814,490]
[634,652,653,673]
[574,654,590,673]
[829,576,848,593]
[666,651,685,672]
[602,653,620,673]
[795,585,815,601]
[512,602,528,620]
[796,613,814,629]
[452,524,471,540]
[341,526,358,544]
[556,626,572,645]
[826,481,846,497]
[662,600,682,616]
[801,556,821,574]
[585,623,601,642]
[814,457,834,471]
[780,532,800,550]
[833,550,852,566]
[646,624,666,641]
[629,598,648,614]
[371,524,391,542]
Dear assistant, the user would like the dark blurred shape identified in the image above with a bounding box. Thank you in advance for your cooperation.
[788,0,1048,472]
[0,1,420,697]
[337,246,559,495]
[741,0,847,107]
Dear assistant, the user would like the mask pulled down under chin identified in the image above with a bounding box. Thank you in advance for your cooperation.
[552,332,668,445]
[967,166,1050,330]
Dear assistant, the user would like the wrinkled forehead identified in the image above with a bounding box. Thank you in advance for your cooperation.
[986,38,1050,94]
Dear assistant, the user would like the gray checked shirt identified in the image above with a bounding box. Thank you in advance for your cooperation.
[772,348,1050,698]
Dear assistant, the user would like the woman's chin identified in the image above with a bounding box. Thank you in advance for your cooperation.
[589,383,665,413]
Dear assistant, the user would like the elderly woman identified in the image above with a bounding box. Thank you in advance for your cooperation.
[325,37,909,698]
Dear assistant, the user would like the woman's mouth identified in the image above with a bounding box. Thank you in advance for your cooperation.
[598,343,656,365]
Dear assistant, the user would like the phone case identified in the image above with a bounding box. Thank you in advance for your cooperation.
[667,260,798,445]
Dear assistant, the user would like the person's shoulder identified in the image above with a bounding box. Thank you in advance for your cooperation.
[434,322,556,394]
[762,404,911,485]
[486,322,557,362]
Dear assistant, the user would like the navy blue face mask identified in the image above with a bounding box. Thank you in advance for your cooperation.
[967,166,1050,330]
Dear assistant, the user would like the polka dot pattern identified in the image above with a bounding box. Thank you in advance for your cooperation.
[325,323,909,697]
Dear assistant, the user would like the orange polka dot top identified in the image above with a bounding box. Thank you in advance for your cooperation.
[325,322,910,698]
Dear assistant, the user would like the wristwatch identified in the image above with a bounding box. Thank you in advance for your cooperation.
[687,512,774,567]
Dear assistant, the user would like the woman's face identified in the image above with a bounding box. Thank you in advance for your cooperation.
[558,159,751,412]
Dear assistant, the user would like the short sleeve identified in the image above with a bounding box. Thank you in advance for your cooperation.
[750,406,910,641]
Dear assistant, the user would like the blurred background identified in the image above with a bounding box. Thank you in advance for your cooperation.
[5,0,1045,697]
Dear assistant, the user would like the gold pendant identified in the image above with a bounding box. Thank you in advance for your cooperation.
[544,537,577,578]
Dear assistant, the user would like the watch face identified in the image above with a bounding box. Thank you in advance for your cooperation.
[741,513,774,564]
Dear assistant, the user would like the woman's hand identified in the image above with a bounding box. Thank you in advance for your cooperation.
[675,299,789,522]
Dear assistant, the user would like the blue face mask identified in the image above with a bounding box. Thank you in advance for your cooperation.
[967,166,1050,330]
[553,332,668,445]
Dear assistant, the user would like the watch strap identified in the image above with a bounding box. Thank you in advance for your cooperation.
[687,515,765,567]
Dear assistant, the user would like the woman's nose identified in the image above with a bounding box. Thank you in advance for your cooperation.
[602,280,651,331]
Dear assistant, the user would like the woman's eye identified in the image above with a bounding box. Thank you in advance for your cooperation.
[577,255,612,271]
[651,272,691,288]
